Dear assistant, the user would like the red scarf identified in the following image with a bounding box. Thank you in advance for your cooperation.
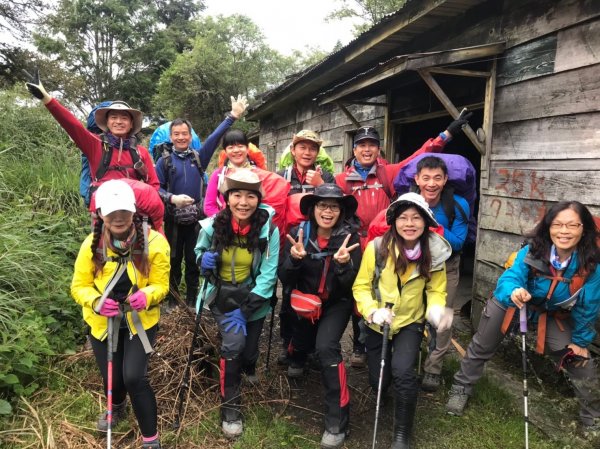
[231,218,251,236]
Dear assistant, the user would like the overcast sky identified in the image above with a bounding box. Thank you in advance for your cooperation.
[203,0,358,55]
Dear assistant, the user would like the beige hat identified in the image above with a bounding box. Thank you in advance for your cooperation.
[219,169,264,197]
[292,129,323,147]
[95,101,143,135]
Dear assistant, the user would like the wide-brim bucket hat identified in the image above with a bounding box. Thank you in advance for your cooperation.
[386,192,438,227]
[219,168,264,197]
[300,183,358,217]
[95,101,144,135]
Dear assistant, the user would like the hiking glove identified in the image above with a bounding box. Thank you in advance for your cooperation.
[128,290,147,311]
[24,68,51,103]
[98,298,120,317]
[426,304,446,329]
[446,109,473,137]
[230,95,249,119]
[200,251,219,274]
[437,307,454,332]
[371,307,394,326]
[221,308,247,336]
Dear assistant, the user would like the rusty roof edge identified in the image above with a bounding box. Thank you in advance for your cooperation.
[314,42,506,103]
[246,0,454,120]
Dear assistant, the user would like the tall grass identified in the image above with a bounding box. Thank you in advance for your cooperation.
[0,87,89,414]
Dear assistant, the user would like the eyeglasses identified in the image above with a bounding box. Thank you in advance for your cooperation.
[316,202,340,212]
[396,216,425,224]
[550,222,583,230]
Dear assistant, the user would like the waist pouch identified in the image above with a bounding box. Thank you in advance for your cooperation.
[171,203,204,225]
[215,281,252,313]
[290,289,322,323]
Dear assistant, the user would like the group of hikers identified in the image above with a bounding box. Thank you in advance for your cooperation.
[25,70,600,449]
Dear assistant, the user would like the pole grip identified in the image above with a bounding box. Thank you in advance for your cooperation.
[519,305,527,333]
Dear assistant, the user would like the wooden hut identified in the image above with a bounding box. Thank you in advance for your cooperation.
[247,0,600,329]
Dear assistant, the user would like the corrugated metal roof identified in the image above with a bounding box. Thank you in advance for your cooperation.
[247,0,486,120]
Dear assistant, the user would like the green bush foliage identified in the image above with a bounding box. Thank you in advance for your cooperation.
[0,88,88,414]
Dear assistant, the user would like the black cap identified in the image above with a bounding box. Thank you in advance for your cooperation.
[299,183,358,217]
[353,126,380,145]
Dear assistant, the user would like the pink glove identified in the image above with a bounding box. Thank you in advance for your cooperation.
[129,290,147,311]
[98,298,120,317]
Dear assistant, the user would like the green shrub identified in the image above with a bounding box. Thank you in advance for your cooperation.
[0,87,88,413]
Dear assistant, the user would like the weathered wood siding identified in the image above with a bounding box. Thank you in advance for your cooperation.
[473,1,600,328]
[258,99,386,173]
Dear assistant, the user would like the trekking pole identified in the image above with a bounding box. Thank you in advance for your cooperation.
[106,316,114,449]
[372,302,393,449]
[265,293,277,372]
[519,305,529,449]
[173,279,208,430]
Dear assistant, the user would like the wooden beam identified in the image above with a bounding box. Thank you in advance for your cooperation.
[390,102,484,124]
[426,67,490,77]
[336,102,361,128]
[343,101,388,107]
[481,58,497,189]
[417,69,485,155]
[319,42,505,105]
[383,90,393,161]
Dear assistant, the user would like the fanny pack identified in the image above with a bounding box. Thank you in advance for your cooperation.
[290,255,331,323]
[172,203,203,225]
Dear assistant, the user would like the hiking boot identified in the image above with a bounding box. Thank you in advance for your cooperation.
[277,347,290,365]
[287,362,304,378]
[350,350,367,368]
[320,430,347,448]
[142,439,162,449]
[244,373,259,385]
[446,384,469,416]
[97,400,128,431]
[421,372,441,392]
[222,419,243,438]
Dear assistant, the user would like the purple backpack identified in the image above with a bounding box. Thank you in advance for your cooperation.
[393,153,477,244]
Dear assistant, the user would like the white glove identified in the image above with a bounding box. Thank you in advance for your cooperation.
[427,305,454,332]
[371,307,394,326]
[230,94,249,119]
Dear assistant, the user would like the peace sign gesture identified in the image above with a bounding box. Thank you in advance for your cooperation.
[333,234,360,264]
[286,228,307,260]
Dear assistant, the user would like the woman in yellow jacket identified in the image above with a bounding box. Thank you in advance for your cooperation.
[353,192,452,449]
[71,180,170,449]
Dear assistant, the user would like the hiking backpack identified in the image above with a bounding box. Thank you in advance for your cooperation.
[393,153,477,244]
[149,121,202,162]
[81,101,112,206]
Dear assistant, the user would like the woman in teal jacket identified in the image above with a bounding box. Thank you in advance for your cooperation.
[447,200,600,429]
[194,169,279,439]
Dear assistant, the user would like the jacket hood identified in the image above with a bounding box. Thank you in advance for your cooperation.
[429,232,452,269]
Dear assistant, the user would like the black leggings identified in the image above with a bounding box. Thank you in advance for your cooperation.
[90,325,158,437]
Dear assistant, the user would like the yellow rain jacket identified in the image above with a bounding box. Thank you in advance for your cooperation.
[71,230,170,340]
[353,232,451,336]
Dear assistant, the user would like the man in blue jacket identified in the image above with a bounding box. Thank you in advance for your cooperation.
[414,156,470,392]
[156,96,248,307]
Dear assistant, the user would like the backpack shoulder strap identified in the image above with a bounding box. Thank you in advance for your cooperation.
[373,237,385,302]
[94,134,113,182]
[441,186,456,229]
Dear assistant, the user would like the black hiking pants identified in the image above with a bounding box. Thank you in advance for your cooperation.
[90,325,158,438]
[165,218,200,301]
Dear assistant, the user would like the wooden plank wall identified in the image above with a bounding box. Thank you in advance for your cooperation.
[473,0,600,328]
[258,99,386,173]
